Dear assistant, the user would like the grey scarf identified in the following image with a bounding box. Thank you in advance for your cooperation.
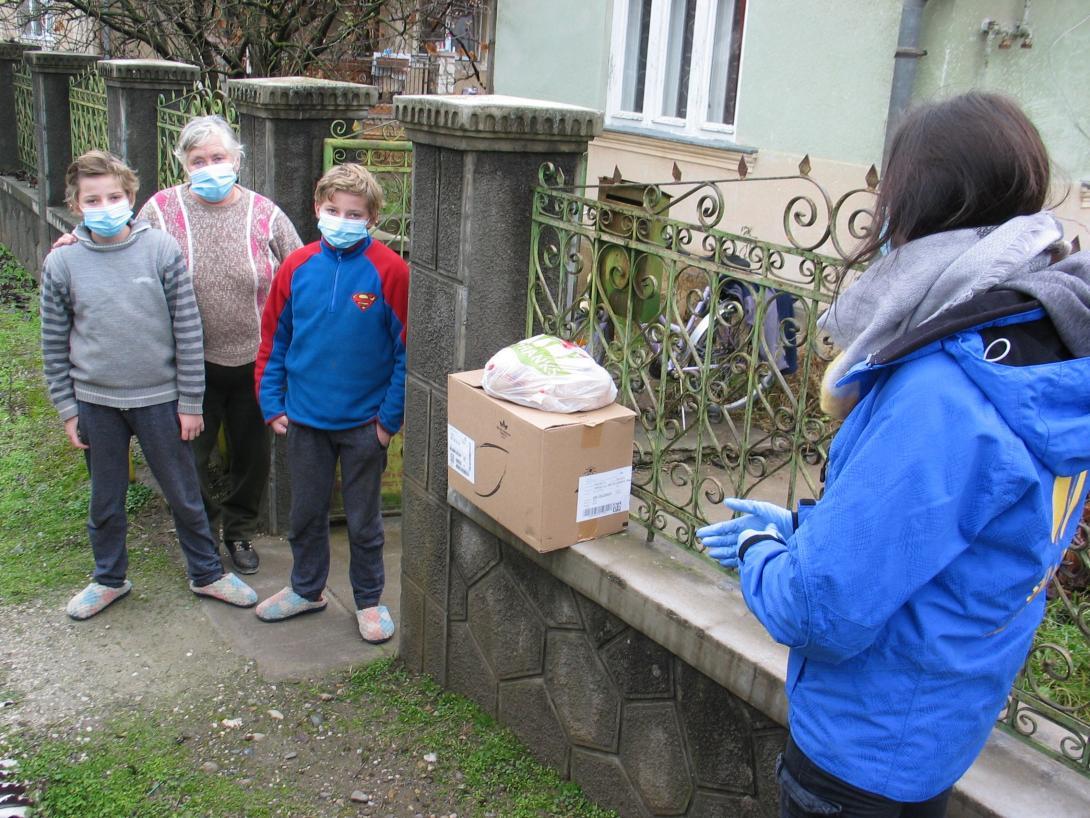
[820,212,1090,385]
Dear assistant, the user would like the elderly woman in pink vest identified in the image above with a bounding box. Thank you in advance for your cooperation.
[143,115,303,574]
[54,116,301,574]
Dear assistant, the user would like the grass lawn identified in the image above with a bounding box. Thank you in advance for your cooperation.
[12,658,617,818]
[0,249,102,603]
[344,660,617,818]
[1022,591,1090,723]
[15,720,304,818]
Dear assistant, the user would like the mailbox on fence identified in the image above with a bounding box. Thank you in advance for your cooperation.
[594,177,671,324]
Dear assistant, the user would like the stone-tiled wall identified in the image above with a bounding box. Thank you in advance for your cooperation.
[0,176,41,275]
[441,507,785,818]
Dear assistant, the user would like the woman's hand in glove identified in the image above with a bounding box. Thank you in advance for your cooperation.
[699,522,783,569]
[696,497,794,548]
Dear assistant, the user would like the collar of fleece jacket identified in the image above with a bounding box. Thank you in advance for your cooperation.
[254,237,409,433]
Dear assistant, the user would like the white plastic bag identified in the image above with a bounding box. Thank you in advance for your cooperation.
[481,334,618,413]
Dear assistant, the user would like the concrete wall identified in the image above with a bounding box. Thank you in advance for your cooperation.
[443,501,785,818]
[493,0,614,111]
[914,0,1090,210]
[0,176,42,275]
[733,1,902,163]
[499,0,1090,244]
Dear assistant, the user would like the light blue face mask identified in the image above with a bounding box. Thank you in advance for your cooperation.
[189,162,237,203]
[82,200,133,238]
[318,213,370,249]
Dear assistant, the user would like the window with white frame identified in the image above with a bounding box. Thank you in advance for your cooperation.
[20,0,55,44]
[608,0,746,138]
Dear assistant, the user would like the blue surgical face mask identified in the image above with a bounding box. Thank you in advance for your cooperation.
[318,213,370,249]
[189,162,237,202]
[82,200,133,238]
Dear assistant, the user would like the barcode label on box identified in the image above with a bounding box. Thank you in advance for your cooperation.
[447,424,475,483]
[576,466,632,522]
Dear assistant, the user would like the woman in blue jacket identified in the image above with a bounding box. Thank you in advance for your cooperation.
[698,93,1090,817]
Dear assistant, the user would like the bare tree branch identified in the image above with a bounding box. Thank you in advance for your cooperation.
[11,0,493,90]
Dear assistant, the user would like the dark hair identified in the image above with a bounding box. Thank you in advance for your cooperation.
[845,92,1051,270]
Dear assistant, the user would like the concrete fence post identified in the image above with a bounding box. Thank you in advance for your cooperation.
[98,59,199,213]
[24,50,98,257]
[0,43,40,174]
[227,77,378,246]
[392,94,603,680]
[225,76,378,534]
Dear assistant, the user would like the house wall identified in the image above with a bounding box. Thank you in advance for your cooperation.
[733,1,902,164]
[491,1,898,249]
[493,0,614,111]
[543,0,1090,245]
[0,3,103,54]
[915,0,1090,211]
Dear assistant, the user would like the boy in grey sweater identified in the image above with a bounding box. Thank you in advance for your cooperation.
[40,150,258,620]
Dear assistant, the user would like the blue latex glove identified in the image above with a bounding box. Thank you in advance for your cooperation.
[701,523,782,569]
[695,497,794,546]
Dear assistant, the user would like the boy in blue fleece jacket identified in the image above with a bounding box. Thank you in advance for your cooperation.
[254,164,408,643]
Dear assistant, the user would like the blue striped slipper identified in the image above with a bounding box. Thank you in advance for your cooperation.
[66,580,132,620]
[357,604,396,644]
[255,587,327,621]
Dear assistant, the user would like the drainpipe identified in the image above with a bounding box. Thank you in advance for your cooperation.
[882,0,929,169]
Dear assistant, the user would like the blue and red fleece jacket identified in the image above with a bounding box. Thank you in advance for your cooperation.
[256,235,408,433]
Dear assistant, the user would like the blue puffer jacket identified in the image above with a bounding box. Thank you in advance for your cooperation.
[738,298,1090,801]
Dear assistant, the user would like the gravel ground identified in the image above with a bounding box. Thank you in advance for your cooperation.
[0,502,482,818]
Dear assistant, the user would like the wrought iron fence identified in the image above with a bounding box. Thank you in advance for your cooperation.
[525,158,1090,778]
[527,158,870,549]
[12,62,36,178]
[156,84,239,190]
[370,54,435,102]
[68,66,109,159]
[1004,511,1090,774]
[323,120,412,256]
[321,118,412,513]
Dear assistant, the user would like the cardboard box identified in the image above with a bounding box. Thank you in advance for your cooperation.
[446,370,636,552]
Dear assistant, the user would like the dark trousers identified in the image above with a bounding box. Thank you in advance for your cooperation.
[192,361,271,542]
[778,736,951,818]
[287,421,387,609]
[78,400,223,588]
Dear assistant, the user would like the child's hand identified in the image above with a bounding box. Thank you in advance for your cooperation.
[178,413,205,441]
[51,232,77,250]
[376,423,391,448]
[64,416,88,450]
[270,415,289,436]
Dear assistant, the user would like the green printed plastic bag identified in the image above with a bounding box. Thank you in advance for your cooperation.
[481,334,618,412]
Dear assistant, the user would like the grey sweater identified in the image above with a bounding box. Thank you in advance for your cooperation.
[40,221,205,421]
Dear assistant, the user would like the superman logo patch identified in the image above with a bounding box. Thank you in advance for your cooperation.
[352,292,377,312]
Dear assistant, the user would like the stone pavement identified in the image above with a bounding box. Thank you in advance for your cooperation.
[195,517,401,682]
